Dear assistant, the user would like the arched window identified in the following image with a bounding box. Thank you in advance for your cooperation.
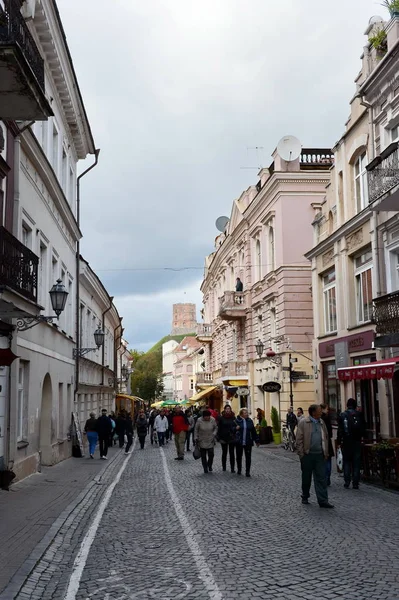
[256,239,262,281]
[268,226,275,271]
[354,152,368,212]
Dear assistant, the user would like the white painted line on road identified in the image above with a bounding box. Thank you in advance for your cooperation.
[160,449,224,600]
[63,442,135,600]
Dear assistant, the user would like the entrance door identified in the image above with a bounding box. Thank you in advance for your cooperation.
[392,371,399,437]
[39,374,53,465]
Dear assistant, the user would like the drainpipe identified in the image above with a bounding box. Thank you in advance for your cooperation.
[114,322,123,395]
[101,296,113,388]
[74,150,100,405]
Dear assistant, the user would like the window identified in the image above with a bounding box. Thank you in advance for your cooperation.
[58,383,64,440]
[232,328,237,361]
[52,255,59,286]
[190,379,194,391]
[270,306,276,342]
[22,223,32,249]
[52,123,59,175]
[323,270,337,333]
[322,362,340,425]
[391,126,399,143]
[255,239,262,281]
[39,242,48,310]
[268,225,275,272]
[354,153,368,212]
[355,250,373,323]
[69,167,75,205]
[17,362,28,441]
[62,149,67,193]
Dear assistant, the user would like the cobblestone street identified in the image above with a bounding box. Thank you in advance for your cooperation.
[1,442,399,600]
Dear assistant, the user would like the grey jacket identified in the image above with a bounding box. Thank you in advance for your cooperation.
[194,417,217,449]
[296,415,329,460]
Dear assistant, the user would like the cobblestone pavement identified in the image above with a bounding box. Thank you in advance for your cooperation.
[1,441,399,600]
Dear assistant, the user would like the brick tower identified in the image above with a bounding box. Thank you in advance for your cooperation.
[171,303,197,335]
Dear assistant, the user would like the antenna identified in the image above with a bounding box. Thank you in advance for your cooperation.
[277,135,302,162]
[215,216,229,233]
[240,146,264,170]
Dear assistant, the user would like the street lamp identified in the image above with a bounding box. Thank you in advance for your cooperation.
[16,279,68,331]
[73,325,105,358]
[121,365,129,380]
[255,339,264,358]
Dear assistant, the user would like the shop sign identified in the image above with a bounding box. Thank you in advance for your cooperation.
[335,341,349,369]
[262,381,282,393]
[237,387,250,396]
[319,330,374,359]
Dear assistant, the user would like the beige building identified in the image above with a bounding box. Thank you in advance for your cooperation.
[199,143,332,421]
[306,13,399,438]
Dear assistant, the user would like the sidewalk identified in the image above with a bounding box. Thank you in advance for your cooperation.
[0,446,122,594]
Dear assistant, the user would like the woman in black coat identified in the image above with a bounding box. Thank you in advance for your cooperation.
[217,405,237,473]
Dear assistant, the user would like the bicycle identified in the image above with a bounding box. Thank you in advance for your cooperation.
[282,425,296,452]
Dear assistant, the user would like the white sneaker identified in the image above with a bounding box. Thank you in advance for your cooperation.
[101,456,108,460]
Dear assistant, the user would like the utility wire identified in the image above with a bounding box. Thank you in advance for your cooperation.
[96,261,311,273]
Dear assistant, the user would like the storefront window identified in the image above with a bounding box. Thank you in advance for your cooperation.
[323,362,340,424]
[353,355,378,439]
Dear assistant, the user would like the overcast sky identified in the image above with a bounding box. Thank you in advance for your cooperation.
[58,0,382,351]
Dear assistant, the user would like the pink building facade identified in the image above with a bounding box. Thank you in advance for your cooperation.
[199,147,332,421]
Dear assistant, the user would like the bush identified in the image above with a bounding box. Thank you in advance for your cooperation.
[271,407,280,433]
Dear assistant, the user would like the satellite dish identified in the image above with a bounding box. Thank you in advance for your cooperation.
[277,135,302,162]
[215,216,229,232]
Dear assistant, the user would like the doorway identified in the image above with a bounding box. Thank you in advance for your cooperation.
[392,371,399,437]
[39,373,53,465]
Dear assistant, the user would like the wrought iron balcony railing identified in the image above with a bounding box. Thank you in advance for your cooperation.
[0,226,38,302]
[373,291,399,336]
[367,143,399,204]
[0,0,45,89]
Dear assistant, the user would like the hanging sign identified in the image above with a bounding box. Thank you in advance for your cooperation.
[237,387,250,396]
[262,382,282,393]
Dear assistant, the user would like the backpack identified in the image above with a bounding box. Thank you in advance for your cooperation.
[343,410,362,438]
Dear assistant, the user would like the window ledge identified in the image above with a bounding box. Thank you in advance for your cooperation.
[347,321,373,331]
[17,440,29,450]
[318,332,338,340]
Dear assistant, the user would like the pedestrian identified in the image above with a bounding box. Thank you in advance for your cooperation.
[296,404,334,508]
[194,409,217,474]
[320,403,334,486]
[286,406,298,439]
[337,398,366,490]
[125,414,134,454]
[297,407,305,423]
[235,277,243,292]
[186,409,195,451]
[149,409,157,444]
[84,412,98,459]
[172,406,189,460]
[167,409,174,442]
[218,404,237,473]
[115,412,127,449]
[235,408,259,477]
[135,409,148,450]
[97,409,112,459]
[155,409,169,447]
[109,411,116,447]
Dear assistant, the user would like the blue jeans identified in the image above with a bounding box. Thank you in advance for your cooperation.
[325,457,332,483]
[87,431,98,456]
[158,432,166,446]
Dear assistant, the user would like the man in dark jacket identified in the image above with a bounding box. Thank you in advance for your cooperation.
[320,404,334,486]
[97,409,112,459]
[235,277,243,292]
[115,413,127,449]
[286,407,298,438]
[337,398,366,489]
[124,415,134,454]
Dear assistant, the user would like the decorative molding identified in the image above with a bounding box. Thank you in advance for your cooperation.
[322,248,334,267]
[346,228,364,251]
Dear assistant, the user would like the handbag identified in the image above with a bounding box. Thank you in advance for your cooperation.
[336,447,343,473]
[193,444,201,460]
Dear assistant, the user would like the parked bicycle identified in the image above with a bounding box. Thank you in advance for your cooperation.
[282,424,296,452]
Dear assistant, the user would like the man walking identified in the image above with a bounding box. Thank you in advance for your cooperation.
[286,406,298,438]
[155,409,169,447]
[172,406,189,460]
[125,414,134,454]
[337,398,365,489]
[115,412,127,449]
[296,404,334,508]
[97,409,112,460]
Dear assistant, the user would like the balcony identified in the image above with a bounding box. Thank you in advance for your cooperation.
[219,291,247,321]
[0,226,38,303]
[367,143,399,211]
[196,372,213,385]
[373,291,399,347]
[196,323,213,342]
[221,361,248,378]
[300,149,334,171]
[0,0,52,120]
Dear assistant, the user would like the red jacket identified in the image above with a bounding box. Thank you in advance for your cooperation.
[172,414,189,434]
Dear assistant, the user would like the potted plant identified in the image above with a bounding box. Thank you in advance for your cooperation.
[371,440,396,458]
[271,406,281,445]
[369,28,388,57]
[382,0,399,17]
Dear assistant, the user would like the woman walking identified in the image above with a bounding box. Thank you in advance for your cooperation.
[218,405,237,473]
[186,409,195,452]
[194,410,217,474]
[235,408,259,477]
[135,409,148,449]
[84,412,98,459]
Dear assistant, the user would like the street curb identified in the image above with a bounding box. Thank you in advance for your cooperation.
[0,450,125,600]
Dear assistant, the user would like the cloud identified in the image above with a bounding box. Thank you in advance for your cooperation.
[57,0,380,348]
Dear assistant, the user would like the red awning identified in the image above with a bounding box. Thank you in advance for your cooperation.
[337,357,399,381]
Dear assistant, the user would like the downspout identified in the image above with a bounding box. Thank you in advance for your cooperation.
[114,322,123,395]
[101,296,114,387]
[74,150,100,405]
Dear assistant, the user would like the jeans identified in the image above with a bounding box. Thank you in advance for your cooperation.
[343,441,362,486]
[236,444,252,474]
[325,457,332,483]
[200,448,214,472]
[150,425,155,444]
[174,431,186,458]
[186,430,193,450]
[87,431,98,456]
[301,453,329,505]
[221,442,236,471]
[117,432,125,448]
[99,436,108,457]
[125,433,133,453]
[158,432,166,447]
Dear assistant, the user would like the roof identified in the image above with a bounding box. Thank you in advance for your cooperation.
[174,336,202,353]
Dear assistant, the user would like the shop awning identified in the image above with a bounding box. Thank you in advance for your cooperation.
[337,358,399,381]
[189,386,217,404]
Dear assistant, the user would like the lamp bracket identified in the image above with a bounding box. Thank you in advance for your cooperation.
[16,316,57,332]
[73,347,99,359]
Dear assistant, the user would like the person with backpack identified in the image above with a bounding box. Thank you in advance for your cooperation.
[337,398,366,490]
